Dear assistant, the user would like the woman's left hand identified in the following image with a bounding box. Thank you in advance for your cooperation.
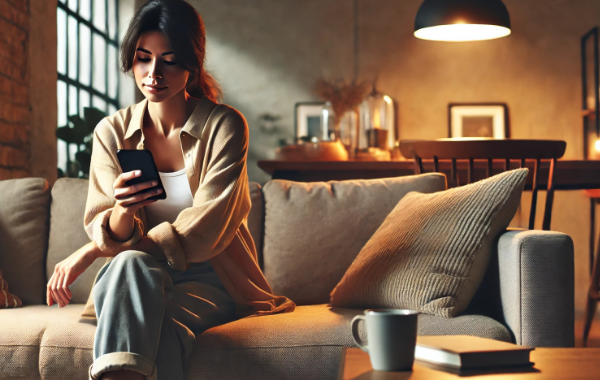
[47,241,100,308]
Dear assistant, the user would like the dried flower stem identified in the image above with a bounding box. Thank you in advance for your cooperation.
[314,78,369,126]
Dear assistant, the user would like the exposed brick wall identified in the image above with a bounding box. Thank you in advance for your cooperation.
[0,0,29,180]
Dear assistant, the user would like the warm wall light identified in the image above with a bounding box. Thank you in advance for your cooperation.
[414,0,511,42]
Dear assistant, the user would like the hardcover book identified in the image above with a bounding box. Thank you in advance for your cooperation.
[415,335,534,369]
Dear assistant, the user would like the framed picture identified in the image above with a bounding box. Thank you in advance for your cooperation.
[448,103,509,138]
[294,102,325,142]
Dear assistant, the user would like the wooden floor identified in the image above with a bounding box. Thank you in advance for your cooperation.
[574,315,600,347]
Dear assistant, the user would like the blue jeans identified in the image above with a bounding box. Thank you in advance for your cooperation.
[88,250,237,380]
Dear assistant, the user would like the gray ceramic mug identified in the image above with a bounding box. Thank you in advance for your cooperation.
[351,309,418,371]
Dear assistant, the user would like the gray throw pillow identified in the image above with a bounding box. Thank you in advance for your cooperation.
[0,177,50,305]
[330,168,528,318]
[263,173,447,305]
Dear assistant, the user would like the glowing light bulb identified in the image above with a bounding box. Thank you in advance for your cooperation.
[414,24,511,42]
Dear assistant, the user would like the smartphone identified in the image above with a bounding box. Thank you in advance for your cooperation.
[116,149,167,201]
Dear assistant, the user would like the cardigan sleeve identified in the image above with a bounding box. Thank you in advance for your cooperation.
[146,107,252,271]
[83,119,144,252]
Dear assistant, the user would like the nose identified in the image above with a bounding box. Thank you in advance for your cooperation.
[147,58,162,81]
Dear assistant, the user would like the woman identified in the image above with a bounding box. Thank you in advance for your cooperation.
[46,1,295,379]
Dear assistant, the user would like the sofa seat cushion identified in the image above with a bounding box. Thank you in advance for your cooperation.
[0,304,510,380]
[0,305,95,380]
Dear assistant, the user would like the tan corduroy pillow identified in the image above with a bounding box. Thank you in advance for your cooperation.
[330,168,528,318]
[0,269,22,308]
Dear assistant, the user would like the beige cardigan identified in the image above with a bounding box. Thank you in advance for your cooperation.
[81,97,295,319]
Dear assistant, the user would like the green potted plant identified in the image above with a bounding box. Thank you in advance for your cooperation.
[56,107,107,179]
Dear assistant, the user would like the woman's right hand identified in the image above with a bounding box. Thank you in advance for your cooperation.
[113,170,162,215]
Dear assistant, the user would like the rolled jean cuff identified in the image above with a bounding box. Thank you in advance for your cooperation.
[89,352,156,380]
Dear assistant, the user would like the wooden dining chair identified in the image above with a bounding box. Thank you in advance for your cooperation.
[399,138,567,230]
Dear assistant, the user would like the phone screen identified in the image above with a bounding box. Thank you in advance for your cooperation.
[116,149,167,200]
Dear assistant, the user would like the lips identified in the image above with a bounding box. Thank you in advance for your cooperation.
[144,84,167,94]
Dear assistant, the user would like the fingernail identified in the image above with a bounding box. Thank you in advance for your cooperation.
[156,189,163,194]
[152,181,157,186]
[135,170,141,176]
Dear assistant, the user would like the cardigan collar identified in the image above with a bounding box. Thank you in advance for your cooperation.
[124,96,216,141]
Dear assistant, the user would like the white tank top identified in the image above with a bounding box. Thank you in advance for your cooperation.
[144,168,194,230]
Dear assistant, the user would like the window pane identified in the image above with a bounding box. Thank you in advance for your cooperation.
[68,15,78,80]
[79,24,91,86]
[108,103,117,116]
[68,0,77,12]
[57,9,67,75]
[69,143,78,165]
[69,84,78,117]
[57,80,68,126]
[93,95,107,113]
[80,90,91,117]
[92,33,106,94]
[80,0,91,21]
[93,0,106,33]
[57,139,67,175]
[108,0,117,40]
[108,44,118,99]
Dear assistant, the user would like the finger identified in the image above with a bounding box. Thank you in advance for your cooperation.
[61,269,73,300]
[56,271,71,307]
[115,180,157,200]
[52,272,68,307]
[57,271,71,305]
[46,274,55,306]
[114,170,142,189]
[118,188,163,208]
[49,273,60,307]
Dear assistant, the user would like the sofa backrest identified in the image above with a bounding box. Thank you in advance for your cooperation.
[44,178,266,304]
[0,178,50,305]
[46,178,105,304]
[261,173,447,306]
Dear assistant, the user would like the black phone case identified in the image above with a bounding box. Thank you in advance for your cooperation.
[116,149,167,201]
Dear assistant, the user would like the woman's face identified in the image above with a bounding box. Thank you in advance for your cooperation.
[133,30,190,102]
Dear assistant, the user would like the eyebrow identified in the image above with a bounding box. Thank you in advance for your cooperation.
[136,47,174,56]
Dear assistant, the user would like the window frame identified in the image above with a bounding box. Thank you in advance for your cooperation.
[57,0,120,175]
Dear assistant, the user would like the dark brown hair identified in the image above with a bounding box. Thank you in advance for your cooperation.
[120,0,222,102]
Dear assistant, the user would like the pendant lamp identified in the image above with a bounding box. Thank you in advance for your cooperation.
[414,0,511,42]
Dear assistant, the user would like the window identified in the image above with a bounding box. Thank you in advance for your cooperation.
[57,0,120,178]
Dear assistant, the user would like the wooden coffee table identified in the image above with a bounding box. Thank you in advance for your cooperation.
[341,347,600,379]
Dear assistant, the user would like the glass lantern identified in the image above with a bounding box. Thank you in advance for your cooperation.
[359,89,396,151]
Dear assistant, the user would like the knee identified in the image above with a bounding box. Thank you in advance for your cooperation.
[109,250,158,273]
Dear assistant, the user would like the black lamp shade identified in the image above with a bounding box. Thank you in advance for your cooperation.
[414,0,511,41]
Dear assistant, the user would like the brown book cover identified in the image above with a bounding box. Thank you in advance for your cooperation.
[415,335,534,369]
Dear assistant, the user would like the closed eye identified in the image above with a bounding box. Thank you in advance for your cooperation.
[137,57,177,65]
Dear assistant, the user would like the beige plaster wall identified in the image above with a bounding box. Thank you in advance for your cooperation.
[192,0,600,316]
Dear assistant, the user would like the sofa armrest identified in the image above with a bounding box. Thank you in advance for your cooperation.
[497,230,574,347]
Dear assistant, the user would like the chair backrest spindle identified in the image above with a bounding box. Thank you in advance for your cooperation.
[399,139,566,230]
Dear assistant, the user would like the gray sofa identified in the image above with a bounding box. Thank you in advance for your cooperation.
[0,174,574,380]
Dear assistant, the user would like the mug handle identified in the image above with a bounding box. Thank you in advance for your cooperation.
[351,315,369,353]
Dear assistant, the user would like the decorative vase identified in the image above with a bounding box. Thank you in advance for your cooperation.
[339,108,359,157]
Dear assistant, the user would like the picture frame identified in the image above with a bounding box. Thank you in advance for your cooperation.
[294,102,325,142]
[448,103,509,138]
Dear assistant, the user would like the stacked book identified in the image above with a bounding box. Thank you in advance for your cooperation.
[415,335,534,371]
